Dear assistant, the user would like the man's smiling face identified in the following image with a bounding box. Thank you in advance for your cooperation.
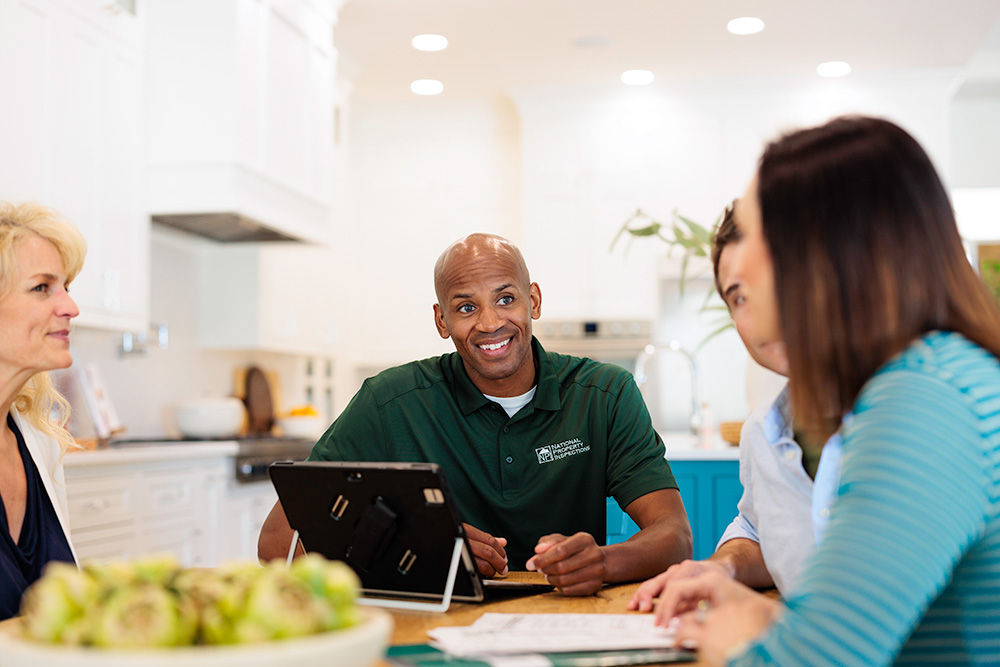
[433,234,542,397]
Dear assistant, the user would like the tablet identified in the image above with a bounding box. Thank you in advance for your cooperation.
[269,461,553,604]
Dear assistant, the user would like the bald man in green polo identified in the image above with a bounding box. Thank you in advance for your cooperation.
[259,233,691,596]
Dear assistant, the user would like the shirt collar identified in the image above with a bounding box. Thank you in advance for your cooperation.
[762,383,795,445]
[445,336,560,415]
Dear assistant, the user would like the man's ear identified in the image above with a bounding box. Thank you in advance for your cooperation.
[529,282,542,320]
[433,303,451,339]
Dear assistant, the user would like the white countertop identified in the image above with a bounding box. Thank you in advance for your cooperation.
[665,446,740,460]
[64,441,239,467]
[62,435,739,466]
[660,431,740,460]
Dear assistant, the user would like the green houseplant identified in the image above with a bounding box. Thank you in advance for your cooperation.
[982,258,1000,306]
[610,207,732,346]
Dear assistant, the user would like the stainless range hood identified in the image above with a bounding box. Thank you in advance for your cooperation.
[151,212,299,243]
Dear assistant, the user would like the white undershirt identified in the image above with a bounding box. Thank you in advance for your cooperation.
[483,386,537,418]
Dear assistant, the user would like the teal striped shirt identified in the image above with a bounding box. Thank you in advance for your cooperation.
[734,331,1000,666]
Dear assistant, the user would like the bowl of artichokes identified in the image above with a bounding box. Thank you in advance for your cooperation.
[0,554,392,667]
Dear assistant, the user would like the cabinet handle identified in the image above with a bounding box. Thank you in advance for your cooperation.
[82,499,112,513]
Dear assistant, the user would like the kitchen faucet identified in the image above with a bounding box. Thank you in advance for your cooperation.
[633,340,703,435]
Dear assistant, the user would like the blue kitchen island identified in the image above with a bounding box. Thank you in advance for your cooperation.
[607,441,741,561]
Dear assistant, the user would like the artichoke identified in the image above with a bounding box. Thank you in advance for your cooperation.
[90,584,197,648]
[19,562,96,644]
[18,553,360,648]
[289,555,361,630]
[230,563,325,643]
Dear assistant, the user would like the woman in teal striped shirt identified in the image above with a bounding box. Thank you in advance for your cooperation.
[634,116,1000,665]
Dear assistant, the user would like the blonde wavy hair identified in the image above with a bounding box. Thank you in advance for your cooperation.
[1,202,87,454]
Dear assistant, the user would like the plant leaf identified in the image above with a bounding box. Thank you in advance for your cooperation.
[676,214,713,248]
[628,222,662,237]
[696,318,736,351]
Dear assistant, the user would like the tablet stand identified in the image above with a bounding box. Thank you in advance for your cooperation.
[285,531,465,613]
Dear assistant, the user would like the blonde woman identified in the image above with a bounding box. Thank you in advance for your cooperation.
[0,202,85,619]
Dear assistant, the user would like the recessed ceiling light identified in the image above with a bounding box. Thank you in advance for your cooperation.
[621,69,654,86]
[817,61,851,78]
[727,17,765,35]
[412,34,448,52]
[410,79,444,95]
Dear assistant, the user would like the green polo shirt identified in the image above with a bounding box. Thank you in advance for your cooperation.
[308,338,678,568]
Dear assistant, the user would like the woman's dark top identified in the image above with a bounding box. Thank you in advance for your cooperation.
[0,414,75,620]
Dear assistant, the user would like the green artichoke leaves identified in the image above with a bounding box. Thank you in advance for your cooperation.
[19,554,361,648]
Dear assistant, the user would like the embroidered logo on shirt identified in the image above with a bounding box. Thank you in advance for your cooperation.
[535,438,590,464]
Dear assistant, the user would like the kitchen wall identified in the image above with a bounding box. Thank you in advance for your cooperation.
[336,70,958,427]
[329,96,523,378]
[66,33,998,436]
[69,228,316,439]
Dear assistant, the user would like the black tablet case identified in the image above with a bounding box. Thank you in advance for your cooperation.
[269,461,486,602]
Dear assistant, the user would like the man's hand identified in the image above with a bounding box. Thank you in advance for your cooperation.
[525,532,606,596]
[627,559,731,612]
[463,523,509,577]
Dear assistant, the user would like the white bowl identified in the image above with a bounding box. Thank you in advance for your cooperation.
[0,607,393,667]
[276,415,326,440]
[174,397,246,440]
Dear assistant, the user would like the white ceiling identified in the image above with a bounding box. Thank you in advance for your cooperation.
[335,0,1000,102]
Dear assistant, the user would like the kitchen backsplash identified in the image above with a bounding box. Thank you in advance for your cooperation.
[67,231,331,440]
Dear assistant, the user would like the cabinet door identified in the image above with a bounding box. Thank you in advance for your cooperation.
[138,520,203,567]
[47,12,106,314]
[605,497,639,544]
[260,0,336,202]
[222,483,277,562]
[71,525,136,564]
[0,0,58,202]
[670,460,742,560]
[96,39,148,325]
[65,472,136,531]
[65,456,227,567]
[606,461,742,559]
[0,0,149,331]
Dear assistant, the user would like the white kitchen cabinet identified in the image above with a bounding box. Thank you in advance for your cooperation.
[146,0,340,244]
[196,243,337,355]
[63,444,282,567]
[64,449,229,566]
[0,0,149,331]
[221,482,278,563]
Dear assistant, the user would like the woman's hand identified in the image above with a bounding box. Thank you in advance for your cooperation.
[628,559,731,613]
[661,570,781,666]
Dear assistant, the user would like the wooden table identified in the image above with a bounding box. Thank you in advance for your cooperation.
[377,572,706,665]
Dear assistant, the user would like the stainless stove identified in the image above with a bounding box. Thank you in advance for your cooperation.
[232,437,315,483]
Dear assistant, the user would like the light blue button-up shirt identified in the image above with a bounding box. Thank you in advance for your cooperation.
[717,385,842,595]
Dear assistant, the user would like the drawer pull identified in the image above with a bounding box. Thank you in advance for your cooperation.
[82,499,112,513]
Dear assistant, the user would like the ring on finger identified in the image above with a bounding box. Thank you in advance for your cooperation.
[695,599,711,624]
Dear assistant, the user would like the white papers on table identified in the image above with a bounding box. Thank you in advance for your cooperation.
[427,613,677,657]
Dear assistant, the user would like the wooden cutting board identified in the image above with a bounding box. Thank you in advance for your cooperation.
[232,367,282,436]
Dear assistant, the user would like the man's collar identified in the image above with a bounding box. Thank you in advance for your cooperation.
[446,336,562,415]
[529,337,562,412]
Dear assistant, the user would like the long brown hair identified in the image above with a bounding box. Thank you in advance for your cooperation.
[757,116,1000,439]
